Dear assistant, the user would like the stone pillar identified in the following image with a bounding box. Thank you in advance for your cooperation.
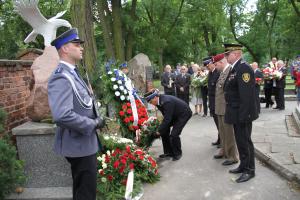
[12,122,72,188]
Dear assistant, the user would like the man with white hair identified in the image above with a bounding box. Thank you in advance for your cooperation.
[223,43,258,183]
[273,60,287,110]
[161,65,175,95]
[175,65,191,104]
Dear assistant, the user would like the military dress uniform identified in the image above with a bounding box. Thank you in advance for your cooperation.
[224,56,258,181]
[48,28,102,200]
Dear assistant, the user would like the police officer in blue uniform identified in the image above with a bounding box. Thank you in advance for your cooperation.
[48,28,104,199]
[144,89,192,161]
[223,43,259,183]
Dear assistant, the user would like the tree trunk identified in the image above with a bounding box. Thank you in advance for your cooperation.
[203,25,212,55]
[125,0,137,61]
[158,48,163,68]
[112,0,125,62]
[97,0,115,59]
[71,0,97,72]
[290,0,300,18]
[229,5,259,62]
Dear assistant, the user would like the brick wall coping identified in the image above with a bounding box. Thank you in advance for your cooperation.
[0,59,33,66]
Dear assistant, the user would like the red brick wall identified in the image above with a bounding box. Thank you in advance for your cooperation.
[0,60,33,131]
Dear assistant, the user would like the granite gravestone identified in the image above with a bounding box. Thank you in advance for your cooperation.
[128,53,152,93]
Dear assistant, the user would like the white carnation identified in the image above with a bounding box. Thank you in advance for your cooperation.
[115,91,121,96]
[117,80,122,85]
[120,95,125,101]
[119,86,124,91]
[102,163,107,169]
[107,150,111,156]
[113,85,118,90]
[107,71,113,75]
[97,156,102,161]
[126,96,130,100]
[111,77,116,82]
[123,90,128,94]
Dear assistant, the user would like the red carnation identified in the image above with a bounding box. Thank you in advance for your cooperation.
[133,125,139,130]
[119,166,125,174]
[126,102,131,107]
[129,116,134,122]
[124,118,130,123]
[126,145,131,153]
[122,104,127,110]
[119,111,125,116]
[127,109,132,114]
[113,160,120,169]
[129,163,134,170]
[107,175,113,181]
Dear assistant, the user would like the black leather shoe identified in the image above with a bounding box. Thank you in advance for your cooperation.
[212,141,220,146]
[214,154,224,159]
[172,154,182,161]
[222,160,238,166]
[159,154,172,158]
[236,172,255,183]
[273,107,279,109]
[229,167,244,174]
[279,108,285,110]
[265,104,269,108]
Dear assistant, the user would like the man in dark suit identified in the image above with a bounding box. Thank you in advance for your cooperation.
[175,65,191,104]
[251,62,263,113]
[144,89,192,161]
[274,60,287,110]
[161,65,175,95]
[48,28,105,199]
[204,56,221,146]
[224,43,259,183]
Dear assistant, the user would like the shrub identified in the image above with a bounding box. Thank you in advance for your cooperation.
[0,108,26,199]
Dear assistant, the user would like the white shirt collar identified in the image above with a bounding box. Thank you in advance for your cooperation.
[157,97,160,106]
[231,58,240,69]
[60,60,76,71]
[223,64,230,72]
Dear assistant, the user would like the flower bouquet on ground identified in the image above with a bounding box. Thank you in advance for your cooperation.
[96,143,159,200]
[136,116,160,148]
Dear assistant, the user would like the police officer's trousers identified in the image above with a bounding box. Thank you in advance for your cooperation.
[66,153,97,200]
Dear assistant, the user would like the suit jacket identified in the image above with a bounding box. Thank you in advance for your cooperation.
[275,67,287,89]
[208,69,220,111]
[175,73,191,95]
[161,72,175,93]
[215,66,231,116]
[157,95,192,134]
[224,59,259,124]
[48,63,99,157]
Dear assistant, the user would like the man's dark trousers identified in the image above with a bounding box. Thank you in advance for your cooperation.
[66,153,97,200]
[233,123,255,173]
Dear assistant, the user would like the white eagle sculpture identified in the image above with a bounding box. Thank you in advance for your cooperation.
[13,0,72,46]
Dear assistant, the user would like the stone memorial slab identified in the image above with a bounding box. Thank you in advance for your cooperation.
[12,122,72,188]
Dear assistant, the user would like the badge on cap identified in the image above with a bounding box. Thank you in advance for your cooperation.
[242,73,250,83]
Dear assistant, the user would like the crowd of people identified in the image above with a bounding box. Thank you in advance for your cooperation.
[158,44,300,184]
[160,55,300,114]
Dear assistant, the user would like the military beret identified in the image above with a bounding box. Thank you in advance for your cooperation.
[224,43,243,52]
[144,89,159,102]
[202,57,213,66]
[212,53,225,63]
[51,28,84,49]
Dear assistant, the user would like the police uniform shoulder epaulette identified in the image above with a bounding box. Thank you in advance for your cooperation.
[54,67,64,74]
